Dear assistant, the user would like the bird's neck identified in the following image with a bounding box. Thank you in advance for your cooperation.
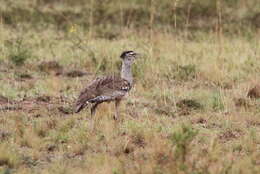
[121,61,133,85]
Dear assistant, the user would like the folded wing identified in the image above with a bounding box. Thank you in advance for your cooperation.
[75,76,131,113]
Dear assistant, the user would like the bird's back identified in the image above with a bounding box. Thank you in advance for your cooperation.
[75,75,131,113]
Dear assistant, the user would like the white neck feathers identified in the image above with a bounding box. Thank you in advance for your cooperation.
[121,61,133,85]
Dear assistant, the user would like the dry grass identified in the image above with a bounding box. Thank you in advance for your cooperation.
[0,1,260,174]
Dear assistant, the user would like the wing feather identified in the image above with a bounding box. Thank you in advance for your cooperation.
[75,75,131,113]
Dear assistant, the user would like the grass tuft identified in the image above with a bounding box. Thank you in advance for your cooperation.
[7,39,31,66]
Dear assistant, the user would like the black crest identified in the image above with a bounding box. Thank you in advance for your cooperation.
[120,51,134,59]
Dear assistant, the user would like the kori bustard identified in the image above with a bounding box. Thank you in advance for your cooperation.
[75,51,139,120]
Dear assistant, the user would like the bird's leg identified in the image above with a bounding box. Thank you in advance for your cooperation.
[90,103,99,131]
[91,103,99,116]
[114,99,121,121]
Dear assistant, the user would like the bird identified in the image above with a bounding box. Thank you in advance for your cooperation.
[75,50,139,121]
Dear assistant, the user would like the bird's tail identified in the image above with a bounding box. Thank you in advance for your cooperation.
[75,101,88,113]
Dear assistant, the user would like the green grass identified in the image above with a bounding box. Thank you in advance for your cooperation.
[0,0,260,174]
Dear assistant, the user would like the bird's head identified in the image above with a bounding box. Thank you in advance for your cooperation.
[120,50,139,65]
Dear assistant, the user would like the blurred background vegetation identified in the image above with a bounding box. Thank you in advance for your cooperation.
[1,0,259,38]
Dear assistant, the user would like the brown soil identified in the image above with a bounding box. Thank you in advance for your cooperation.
[36,95,51,102]
[58,106,74,114]
[219,129,243,142]
[18,73,33,80]
[247,85,260,98]
[0,95,10,104]
[234,98,250,108]
[38,61,63,75]
[176,99,203,110]
[0,96,74,115]
[65,70,88,78]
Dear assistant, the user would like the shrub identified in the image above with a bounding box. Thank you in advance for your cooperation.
[170,124,198,163]
[7,39,31,66]
[211,91,225,111]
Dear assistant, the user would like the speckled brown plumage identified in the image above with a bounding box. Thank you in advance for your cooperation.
[75,75,131,113]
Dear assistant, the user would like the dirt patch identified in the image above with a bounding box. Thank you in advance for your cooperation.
[247,85,260,98]
[16,73,33,80]
[122,135,146,155]
[58,106,74,115]
[46,144,57,152]
[177,99,203,110]
[0,95,74,114]
[234,98,251,108]
[177,109,190,116]
[0,105,22,111]
[65,70,87,78]
[154,105,175,116]
[131,135,146,148]
[123,147,132,154]
[252,13,260,28]
[0,95,10,104]
[0,130,11,140]
[36,95,51,102]
[156,152,170,165]
[192,117,207,124]
[246,120,260,127]
[0,96,21,111]
[176,99,203,115]
[38,61,63,75]
[219,129,243,142]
